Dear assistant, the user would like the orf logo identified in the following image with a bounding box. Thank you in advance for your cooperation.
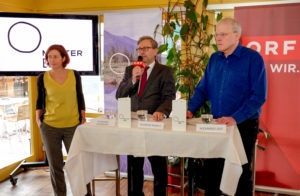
[8,21,42,53]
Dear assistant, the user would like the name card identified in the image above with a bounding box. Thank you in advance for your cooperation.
[118,97,131,128]
[93,118,116,126]
[138,121,164,130]
[172,99,186,131]
[196,123,226,133]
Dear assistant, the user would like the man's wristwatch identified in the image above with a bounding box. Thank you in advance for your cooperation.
[163,113,167,119]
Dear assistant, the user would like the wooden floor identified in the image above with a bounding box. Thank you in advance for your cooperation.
[0,167,287,196]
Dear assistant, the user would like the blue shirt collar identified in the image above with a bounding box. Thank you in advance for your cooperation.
[217,43,242,58]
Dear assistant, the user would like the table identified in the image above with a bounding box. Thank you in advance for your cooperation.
[65,116,247,196]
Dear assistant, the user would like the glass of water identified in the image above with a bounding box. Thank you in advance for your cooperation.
[137,110,148,121]
[201,114,213,124]
[106,110,116,119]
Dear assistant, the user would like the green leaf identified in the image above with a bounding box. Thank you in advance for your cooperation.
[203,55,209,66]
[203,100,211,113]
[181,35,186,41]
[158,44,168,54]
[180,23,189,40]
[202,15,208,30]
[167,48,175,61]
[201,14,204,24]
[264,131,270,139]
[187,10,197,22]
[180,23,189,34]
[191,72,199,80]
[174,34,179,43]
[205,34,213,46]
[191,27,197,38]
[216,12,223,22]
[179,84,190,94]
[184,158,189,170]
[259,128,271,139]
[257,145,266,151]
[162,23,171,36]
[184,1,195,9]
[185,68,199,80]
[190,23,199,38]
[153,24,160,39]
[166,59,173,66]
[174,13,180,26]
[177,50,181,58]
[175,83,180,92]
[203,0,208,8]
[170,21,176,31]
[212,44,218,51]
[178,70,188,77]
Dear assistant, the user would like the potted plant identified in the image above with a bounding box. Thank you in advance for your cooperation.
[154,0,222,115]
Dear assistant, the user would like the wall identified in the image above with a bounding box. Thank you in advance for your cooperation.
[0,0,289,184]
[0,0,35,12]
[35,0,169,13]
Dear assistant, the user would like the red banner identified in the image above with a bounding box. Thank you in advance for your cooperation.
[243,35,299,60]
[235,3,300,190]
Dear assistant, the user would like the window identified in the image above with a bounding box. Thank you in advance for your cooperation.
[82,75,104,114]
[0,76,30,168]
[81,20,104,114]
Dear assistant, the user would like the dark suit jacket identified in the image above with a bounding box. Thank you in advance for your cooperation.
[116,62,175,116]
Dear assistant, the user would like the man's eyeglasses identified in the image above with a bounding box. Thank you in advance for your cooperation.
[215,33,231,38]
[215,31,237,38]
[136,47,152,52]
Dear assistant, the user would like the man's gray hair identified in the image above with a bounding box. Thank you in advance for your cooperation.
[138,36,158,49]
[218,17,242,34]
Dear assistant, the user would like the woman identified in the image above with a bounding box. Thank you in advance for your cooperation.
[36,44,86,196]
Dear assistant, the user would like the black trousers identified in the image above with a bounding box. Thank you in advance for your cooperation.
[204,118,259,196]
[127,155,167,196]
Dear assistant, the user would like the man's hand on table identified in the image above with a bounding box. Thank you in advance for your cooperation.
[186,110,193,119]
[152,112,165,121]
[216,116,236,126]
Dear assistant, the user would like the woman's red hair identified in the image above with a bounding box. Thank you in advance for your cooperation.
[45,44,70,67]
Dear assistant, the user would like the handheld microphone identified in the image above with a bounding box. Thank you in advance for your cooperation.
[133,56,144,80]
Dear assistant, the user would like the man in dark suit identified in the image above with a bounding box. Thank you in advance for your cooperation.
[116,36,175,196]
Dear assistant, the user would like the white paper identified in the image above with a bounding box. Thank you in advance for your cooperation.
[118,97,131,128]
[172,99,186,131]
[138,121,164,129]
[89,116,116,126]
[196,123,226,133]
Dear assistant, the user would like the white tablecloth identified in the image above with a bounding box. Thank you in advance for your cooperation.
[65,116,247,196]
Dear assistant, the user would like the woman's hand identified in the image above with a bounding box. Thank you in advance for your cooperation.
[36,109,42,127]
[36,119,42,127]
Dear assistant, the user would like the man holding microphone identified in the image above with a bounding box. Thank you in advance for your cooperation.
[116,36,175,195]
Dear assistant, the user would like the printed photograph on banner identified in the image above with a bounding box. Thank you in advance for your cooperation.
[103,9,162,114]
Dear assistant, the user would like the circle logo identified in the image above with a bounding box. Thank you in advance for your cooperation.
[8,21,42,53]
[109,53,130,74]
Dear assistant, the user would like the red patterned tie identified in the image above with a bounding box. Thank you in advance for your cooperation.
[138,66,149,97]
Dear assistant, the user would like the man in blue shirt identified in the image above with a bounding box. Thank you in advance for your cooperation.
[187,18,267,196]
